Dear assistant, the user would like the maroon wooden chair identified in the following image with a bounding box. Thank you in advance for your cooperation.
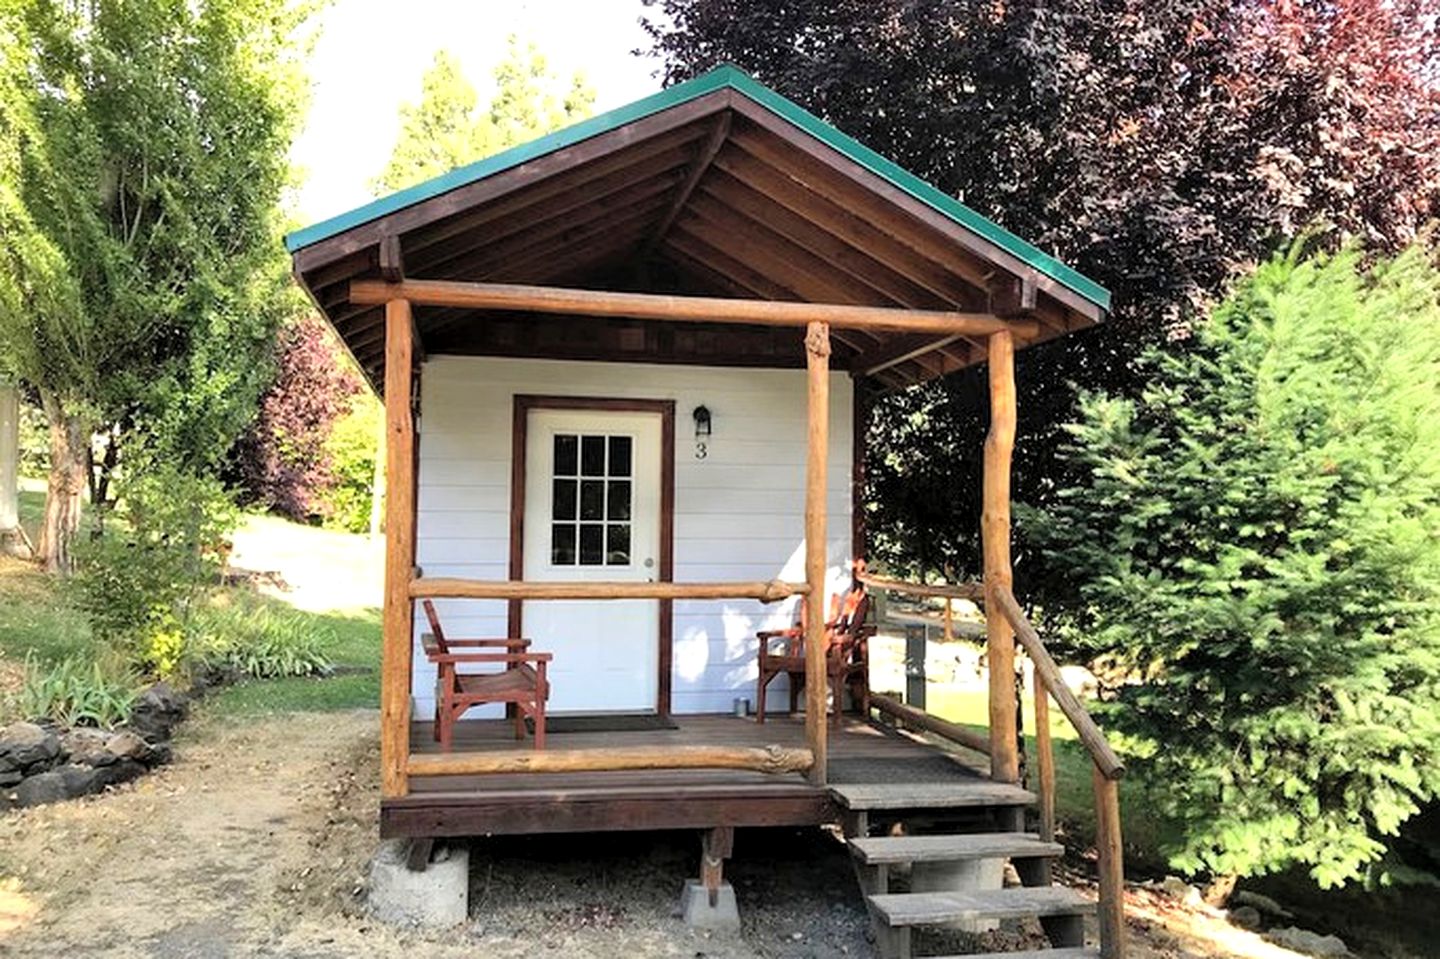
[755,578,872,725]
[421,600,552,751]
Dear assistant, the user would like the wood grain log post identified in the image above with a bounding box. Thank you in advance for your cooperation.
[381,297,417,798]
[983,329,1019,783]
[701,825,735,907]
[804,320,831,786]
[1093,767,1127,958]
[1035,681,1056,846]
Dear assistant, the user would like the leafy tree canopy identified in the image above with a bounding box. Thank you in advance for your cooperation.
[1027,241,1440,886]
[371,36,596,195]
[0,0,313,569]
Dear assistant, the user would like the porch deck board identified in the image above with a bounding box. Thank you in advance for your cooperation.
[383,714,991,838]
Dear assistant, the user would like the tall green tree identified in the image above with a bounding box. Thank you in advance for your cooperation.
[0,0,312,571]
[372,36,595,195]
[1028,241,1440,886]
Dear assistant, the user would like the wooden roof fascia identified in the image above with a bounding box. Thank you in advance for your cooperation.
[405,149,695,277]
[643,111,733,257]
[719,82,1108,316]
[693,170,950,311]
[290,85,735,271]
[422,179,681,282]
[402,125,711,261]
[708,148,986,310]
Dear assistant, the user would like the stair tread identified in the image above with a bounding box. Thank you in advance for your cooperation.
[830,781,1035,810]
[927,944,1094,950]
[869,886,1096,926]
[850,832,1064,864]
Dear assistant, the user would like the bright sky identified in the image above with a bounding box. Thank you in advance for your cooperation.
[288,0,663,226]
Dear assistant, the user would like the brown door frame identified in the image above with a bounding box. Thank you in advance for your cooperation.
[508,395,677,717]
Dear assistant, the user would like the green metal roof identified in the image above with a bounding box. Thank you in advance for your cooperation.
[285,65,1110,313]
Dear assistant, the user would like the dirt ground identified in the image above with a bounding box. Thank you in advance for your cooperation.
[0,709,1333,959]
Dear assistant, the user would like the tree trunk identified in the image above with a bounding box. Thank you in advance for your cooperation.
[0,381,28,559]
[37,391,89,574]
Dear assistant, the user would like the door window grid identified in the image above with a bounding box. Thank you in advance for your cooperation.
[551,433,633,566]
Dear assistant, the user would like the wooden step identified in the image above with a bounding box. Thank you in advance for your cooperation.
[927,944,1094,950]
[850,832,1063,865]
[831,781,1035,811]
[868,886,1096,927]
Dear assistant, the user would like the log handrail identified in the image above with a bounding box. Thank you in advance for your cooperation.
[409,577,807,603]
[992,584,1126,959]
[855,571,986,602]
[871,692,992,757]
[992,586,1124,780]
[407,744,814,777]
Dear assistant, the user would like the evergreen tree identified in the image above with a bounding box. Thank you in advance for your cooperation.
[1029,242,1440,886]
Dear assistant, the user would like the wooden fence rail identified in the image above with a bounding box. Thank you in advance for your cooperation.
[871,692,992,757]
[408,744,814,777]
[992,584,1126,959]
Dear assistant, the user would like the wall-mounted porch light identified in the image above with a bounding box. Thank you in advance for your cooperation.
[693,405,712,460]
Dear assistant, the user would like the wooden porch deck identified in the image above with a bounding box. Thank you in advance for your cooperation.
[381,714,991,838]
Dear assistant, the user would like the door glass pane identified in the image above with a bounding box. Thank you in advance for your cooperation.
[551,524,576,566]
[578,523,604,565]
[580,480,605,520]
[606,524,631,565]
[581,435,606,476]
[554,434,578,476]
[552,479,577,521]
[608,436,632,477]
[607,481,631,521]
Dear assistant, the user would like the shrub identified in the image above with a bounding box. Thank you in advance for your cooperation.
[69,464,238,679]
[318,399,380,534]
[21,653,139,728]
[1026,241,1440,887]
[228,317,365,522]
[192,599,332,680]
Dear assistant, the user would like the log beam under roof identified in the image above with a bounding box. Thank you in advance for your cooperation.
[348,279,1040,339]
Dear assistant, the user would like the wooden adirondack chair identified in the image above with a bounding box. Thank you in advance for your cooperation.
[755,578,871,725]
[421,600,552,751]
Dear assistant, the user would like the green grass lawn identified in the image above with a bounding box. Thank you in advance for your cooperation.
[1,486,382,721]
[924,684,1176,873]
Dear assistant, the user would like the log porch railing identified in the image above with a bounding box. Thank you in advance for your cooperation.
[856,574,1127,959]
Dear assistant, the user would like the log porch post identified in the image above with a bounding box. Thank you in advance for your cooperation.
[381,297,417,798]
[983,329,1019,783]
[804,321,831,786]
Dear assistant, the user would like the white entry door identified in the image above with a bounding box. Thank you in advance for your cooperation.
[522,409,662,713]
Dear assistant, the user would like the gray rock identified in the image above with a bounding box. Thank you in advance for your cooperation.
[0,722,62,772]
[126,682,187,743]
[100,759,147,788]
[1232,889,1294,919]
[61,728,118,767]
[13,771,67,807]
[1157,875,1204,908]
[0,769,22,788]
[1266,926,1350,957]
[1229,905,1262,930]
[104,730,153,763]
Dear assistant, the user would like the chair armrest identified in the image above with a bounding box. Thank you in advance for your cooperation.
[756,628,800,640]
[444,638,532,649]
[431,651,554,665]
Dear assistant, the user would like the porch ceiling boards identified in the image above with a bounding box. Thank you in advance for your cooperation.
[288,67,1109,392]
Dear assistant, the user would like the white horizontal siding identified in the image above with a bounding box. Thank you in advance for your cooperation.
[411,356,853,717]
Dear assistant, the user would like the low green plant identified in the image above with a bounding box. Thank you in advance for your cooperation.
[193,599,332,680]
[69,463,238,679]
[20,653,139,728]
